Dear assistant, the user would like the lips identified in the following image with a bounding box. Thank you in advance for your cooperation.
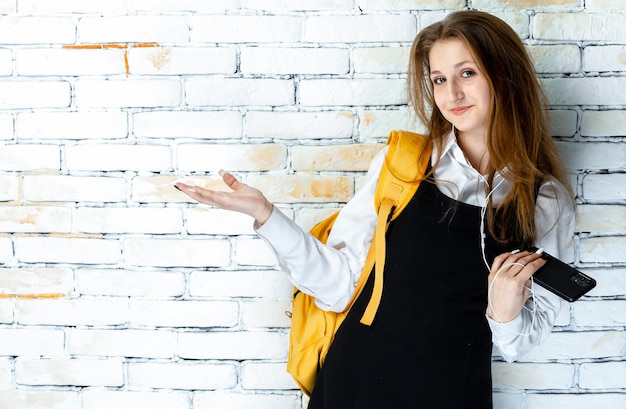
[451,106,471,115]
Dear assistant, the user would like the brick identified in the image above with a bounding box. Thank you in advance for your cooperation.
[68,329,176,358]
[15,358,124,387]
[82,390,189,409]
[549,110,577,137]
[586,0,626,9]
[242,0,353,10]
[16,298,128,326]
[129,0,239,12]
[583,45,626,73]
[16,48,125,76]
[241,362,297,390]
[580,236,626,263]
[190,15,302,43]
[0,0,14,13]
[75,79,181,108]
[579,361,626,389]
[0,206,71,233]
[77,269,186,297]
[0,390,79,409]
[299,79,406,106]
[557,142,626,171]
[0,299,12,323]
[573,300,626,327]
[305,15,416,43]
[522,331,626,361]
[23,175,127,203]
[492,362,574,390]
[134,110,242,139]
[296,207,340,232]
[189,270,292,299]
[178,331,287,359]
[578,268,626,298]
[246,174,354,203]
[292,144,383,172]
[0,81,70,109]
[357,108,416,140]
[543,77,625,106]
[177,143,287,172]
[0,237,13,264]
[184,208,256,235]
[246,111,354,140]
[128,46,237,75]
[185,78,295,107]
[0,17,75,44]
[360,0,464,9]
[15,237,122,265]
[576,205,626,233]
[0,113,13,139]
[527,45,580,74]
[582,174,626,200]
[17,111,128,140]
[65,144,172,171]
[473,0,578,9]
[74,207,182,234]
[0,357,11,384]
[0,328,65,356]
[534,13,626,41]
[0,267,73,297]
[235,238,278,267]
[0,48,13,76]
[128,361,237,390]
[129,300,239,328]
[194,392,300,409]
[492,392,523,409]
[581,110,626,137]
[0,144,60,171]
[241,47,349,75]
[124,238,230,268]
[241,299,292,328]
[527,393,626,409]
[20,0,128,13]
[353,47,410,74]
[77,16,189,43]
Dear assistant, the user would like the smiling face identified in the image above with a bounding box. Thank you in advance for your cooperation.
[429,38,492,142]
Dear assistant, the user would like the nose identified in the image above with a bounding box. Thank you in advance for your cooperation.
[447,79,463,101]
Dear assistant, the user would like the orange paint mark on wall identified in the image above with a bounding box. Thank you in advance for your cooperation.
[0,293,67,299]
[63,42,160,76]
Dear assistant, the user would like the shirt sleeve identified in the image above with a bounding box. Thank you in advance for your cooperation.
[488,177,576,362]
[254,147,387,312]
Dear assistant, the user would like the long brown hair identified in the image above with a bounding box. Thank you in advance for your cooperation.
[408,10,573,247]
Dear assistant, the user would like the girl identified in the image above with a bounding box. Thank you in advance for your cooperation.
[175,10,575,409]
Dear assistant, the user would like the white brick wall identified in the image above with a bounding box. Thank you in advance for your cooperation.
[0,1,623,408]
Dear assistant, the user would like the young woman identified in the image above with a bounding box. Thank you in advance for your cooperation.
[175,10,575,409]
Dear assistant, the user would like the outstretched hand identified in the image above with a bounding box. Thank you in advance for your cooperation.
[174,170,273,225]
[487,249,546,323]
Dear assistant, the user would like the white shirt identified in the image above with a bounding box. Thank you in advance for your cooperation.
[256,131,576,362]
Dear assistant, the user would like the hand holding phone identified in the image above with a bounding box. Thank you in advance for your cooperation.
[530,248,596,302]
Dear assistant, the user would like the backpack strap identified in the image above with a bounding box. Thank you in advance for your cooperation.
[360,130,432,326]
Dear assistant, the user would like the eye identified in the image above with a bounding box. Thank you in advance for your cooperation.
[461,70,475,78]
[431,77,445,85]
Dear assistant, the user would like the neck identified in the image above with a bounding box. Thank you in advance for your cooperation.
[456,131,489,174]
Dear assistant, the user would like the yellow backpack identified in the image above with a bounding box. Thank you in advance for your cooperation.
[286,130,432,396]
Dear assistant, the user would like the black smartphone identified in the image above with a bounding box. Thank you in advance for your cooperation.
[530,248,596,302]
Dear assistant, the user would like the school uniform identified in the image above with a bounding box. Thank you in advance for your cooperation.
[256,131,575,407]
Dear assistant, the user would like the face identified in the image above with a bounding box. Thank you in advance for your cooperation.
[429,38,492,141]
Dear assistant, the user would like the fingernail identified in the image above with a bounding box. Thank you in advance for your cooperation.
[535,247,544,255]
[511,249,520,254]
[218,169,226,177]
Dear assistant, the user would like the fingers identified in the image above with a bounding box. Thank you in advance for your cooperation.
[491,249,545,277]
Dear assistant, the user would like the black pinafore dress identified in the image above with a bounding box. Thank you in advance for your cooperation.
[308,179,505,409]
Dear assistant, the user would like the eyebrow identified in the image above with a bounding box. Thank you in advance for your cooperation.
[429,60,476,75]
